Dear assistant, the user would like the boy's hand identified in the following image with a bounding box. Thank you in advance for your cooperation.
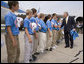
[49,32,51,37]
[29,38,32,43]
[39,27,41,30]
[35,34,38,39]
[54,25,57,28]
[49,33,51,37]
[58,25,61,28]
[12,39,17,47]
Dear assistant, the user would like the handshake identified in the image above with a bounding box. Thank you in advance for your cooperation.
[54,25,61,28]
[58,25,61,28]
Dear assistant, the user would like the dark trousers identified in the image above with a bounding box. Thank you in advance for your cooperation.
[64,30,73,47]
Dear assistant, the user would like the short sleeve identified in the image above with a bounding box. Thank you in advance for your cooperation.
[30,17,36,23]
[46,21,50,28]
[5,15,12,26]
[51,20,55,25]
[24,19,28,28]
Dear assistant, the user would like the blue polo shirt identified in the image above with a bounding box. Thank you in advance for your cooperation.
[51,19,58,30]
[30,17,39,32]
[30,17,36,23]
[24,17,34,35]
[38,19,47,33]
[46,20,53,31]
[35,17,41,31]
[58,21,64,30]
[5,11,19,35]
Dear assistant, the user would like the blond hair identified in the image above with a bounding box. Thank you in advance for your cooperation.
[40,13,45,18]
[26,9,32,15]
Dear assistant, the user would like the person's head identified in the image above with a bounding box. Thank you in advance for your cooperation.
[37,13,40,18]
[26,9,32,19]
[52,13,57,19]
[64,12,69,18]
[8,1,19,11]
[40,13,45,20]
[44,14,51,23]
[47,14,52,20]
[31,8,37,17]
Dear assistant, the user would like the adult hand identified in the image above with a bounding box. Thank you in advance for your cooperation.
[73,28,76,31]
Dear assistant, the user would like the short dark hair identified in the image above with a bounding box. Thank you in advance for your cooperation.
[44,14,51,23]
[31,8,37,14]
[47,14,51,19]
[52,13,57,18]
[8,1,19,9]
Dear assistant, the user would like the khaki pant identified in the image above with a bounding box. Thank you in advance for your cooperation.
[57,30,63,41]
[24,34,34,63]
[46,31,52,49]
[37,32,47,52]
[33,32,39,53]
[52,30,58,46]
[5,34,20,63]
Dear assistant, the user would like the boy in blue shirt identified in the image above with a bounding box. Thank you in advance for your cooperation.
[24,9,37,63]
[34,13,42,55]
[56,18,64,44]
[37,13,47,53]
[4,1,20,63]
[51,13,59,49]
[30,8,39,58]
[46,14,53,51]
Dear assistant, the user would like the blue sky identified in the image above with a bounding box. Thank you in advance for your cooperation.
[19,1,83,17]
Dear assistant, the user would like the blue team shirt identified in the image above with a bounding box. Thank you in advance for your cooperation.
[46,20,53,31]
[24,17,34,35]
[30,17,40,31]
[30,17,36,23]
[58,21,64,30]
[35,17,41,31]
[38,19,47,33]
[51,19,58,30]
[5,11,19,35]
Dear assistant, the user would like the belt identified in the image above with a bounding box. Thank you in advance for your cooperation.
[30,34,34,35]
[40,31,46,33]
[36,31,39,32]
[54,29,56,30]
[6,33,18,36]
[25,32,34,35]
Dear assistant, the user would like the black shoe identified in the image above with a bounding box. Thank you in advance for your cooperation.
[32,55,37,61]
[70,47,73,49]
[29,59,33,62]
[56,40,60,44]
[49,48,53,51]
[34,52,40,55]
[65,46,69,48]
[45,49,48,51]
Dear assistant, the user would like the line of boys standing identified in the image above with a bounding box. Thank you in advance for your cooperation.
[4,1,63,63]
[23,8,63,62]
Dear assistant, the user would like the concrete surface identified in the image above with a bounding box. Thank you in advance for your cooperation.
[1,31,83,63]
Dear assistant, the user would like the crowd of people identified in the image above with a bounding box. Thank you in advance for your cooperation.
[4,1,76,63]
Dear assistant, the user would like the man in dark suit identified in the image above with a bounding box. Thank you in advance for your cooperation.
[61,12,76,49]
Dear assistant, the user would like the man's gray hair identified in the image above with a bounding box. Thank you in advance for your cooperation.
[64,12,69,15]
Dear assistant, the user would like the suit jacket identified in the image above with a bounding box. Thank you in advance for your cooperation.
[61,16,76,32]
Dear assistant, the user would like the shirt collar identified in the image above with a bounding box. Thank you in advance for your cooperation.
[66,16,69,20]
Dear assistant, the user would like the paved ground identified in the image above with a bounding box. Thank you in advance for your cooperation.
[1,31,83,63]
